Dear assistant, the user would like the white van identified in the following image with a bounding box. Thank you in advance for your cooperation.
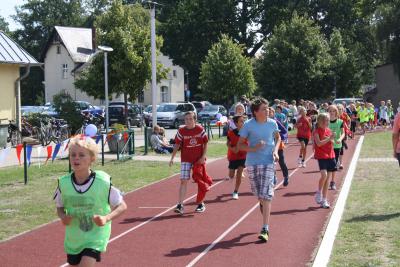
[333,98,363,105]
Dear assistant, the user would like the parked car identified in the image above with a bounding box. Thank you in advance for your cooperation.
[42,104,59,118]
[333,98,364,106]
[108,103,142,128]
[143,105,160,127]
[228,103,252,117]
[21,106,45,116]
[198,105,227,122]
[75,101,104,116]
[155,102,196,128]
[192,101,212,113]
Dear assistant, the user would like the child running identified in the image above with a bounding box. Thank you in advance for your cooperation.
[170,111,209,214]
[328,105,344,190]
[238,97,281,242]
[54,136,127,266]
[226,115,247,199]
[296,106,312,167]
[313,113,336,209]
[338,104,351,168]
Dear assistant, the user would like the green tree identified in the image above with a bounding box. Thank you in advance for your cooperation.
[199,35,255,105]
[75,1,167,126]
[255,14,332,100]
[0,14,10,33]
[53,92,83,133]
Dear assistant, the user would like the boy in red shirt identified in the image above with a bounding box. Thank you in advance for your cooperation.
[296,106,312,167]
[227,115,247,199]
[169,111,209,214]
[313,113,336,209]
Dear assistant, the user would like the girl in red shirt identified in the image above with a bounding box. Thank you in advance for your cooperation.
[313,113,336,209]
[296,106,312,167]
[226,115,247,199]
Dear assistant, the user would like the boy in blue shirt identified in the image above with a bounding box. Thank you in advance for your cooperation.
[238,98,281,242]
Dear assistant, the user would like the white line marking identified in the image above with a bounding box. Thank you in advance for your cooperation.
[59,179,225,267]
[186,155,314,267]
[312,136,364,267]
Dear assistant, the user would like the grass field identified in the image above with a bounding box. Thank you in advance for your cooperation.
[329,131,400,266]
[0,139,227,241]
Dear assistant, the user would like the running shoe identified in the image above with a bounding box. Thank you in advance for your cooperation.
[174,204,184,214]
[258,229,269,242]
[232,192,239,200]
[339,164,344,170]
[195,203,206,213]
[297,157,302,165]
[330,181,337,190]
[283,177,289,187]
[315,191,322,204]
[321,199,330,209]
[301,161,306,168]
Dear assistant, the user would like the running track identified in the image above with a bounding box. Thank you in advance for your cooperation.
[0,136,359,267]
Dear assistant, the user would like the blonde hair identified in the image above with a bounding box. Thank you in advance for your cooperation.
[328,105,338,116]
[298,106,306,114]
[235,103,245,115]
[316,113,329,128]
[69,136,99,160]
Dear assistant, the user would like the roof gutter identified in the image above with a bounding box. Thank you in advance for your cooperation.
[14,64,31,130]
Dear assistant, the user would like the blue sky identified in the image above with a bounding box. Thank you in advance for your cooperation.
[1,0,25,30]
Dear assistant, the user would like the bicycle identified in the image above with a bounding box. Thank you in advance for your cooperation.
[7,120,22,147]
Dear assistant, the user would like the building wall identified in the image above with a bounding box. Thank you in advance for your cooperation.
[374,64,400,107]
[142,55,184,105]
[0,64,19,123]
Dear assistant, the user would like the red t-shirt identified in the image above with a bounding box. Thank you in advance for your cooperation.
[175,124,208,163]
[227,129,247,161]
[313,127,335,159]
[296,116,312,139]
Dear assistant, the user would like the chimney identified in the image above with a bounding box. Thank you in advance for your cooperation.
[92,27,96,52]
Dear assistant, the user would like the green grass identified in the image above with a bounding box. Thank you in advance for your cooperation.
[0,159,181,241]
[329,132,400,267]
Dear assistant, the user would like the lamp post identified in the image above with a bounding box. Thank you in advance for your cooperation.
[185,70,190,102]
[150,2,157,127]
[98,45,113,133]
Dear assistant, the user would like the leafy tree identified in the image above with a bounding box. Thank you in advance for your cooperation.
[75,1,167,126]
[255,14,332,100]
[199,35,255,105]
[0,14,10,33]
[53,92,83,133]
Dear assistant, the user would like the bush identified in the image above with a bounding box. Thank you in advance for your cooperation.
[53,92,83,133]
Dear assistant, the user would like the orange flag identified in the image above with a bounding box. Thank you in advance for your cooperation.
[45,145,53,164]
[16,144,23,165]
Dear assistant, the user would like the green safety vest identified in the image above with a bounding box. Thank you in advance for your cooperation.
[358,108,369,122]
[59,171,112,254]
[329,119,343,149]
[368,107,375,119]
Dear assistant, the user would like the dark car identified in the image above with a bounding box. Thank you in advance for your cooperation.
[75,101,104,116]
[108,103,142,128]
[198,105,227,122]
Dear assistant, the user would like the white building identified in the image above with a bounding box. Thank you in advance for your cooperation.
[42,26,184,106]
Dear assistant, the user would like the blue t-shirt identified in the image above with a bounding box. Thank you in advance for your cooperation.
[239,118,279,166]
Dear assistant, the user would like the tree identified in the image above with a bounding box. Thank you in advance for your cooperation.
[0,14,9,33]
[199,35,255,105]
[255,14,332,100]
[12,0,86,105]
[75,1,167,126]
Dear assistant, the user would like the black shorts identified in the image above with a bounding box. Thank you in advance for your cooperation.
[228,159,246,170]
[397,153,400,167]
[67,248,101,265]
[298,137,309,146]
[318,159,337,172]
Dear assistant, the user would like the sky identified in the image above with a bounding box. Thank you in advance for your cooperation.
[0,0,25,31]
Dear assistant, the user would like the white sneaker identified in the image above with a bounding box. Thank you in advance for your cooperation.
[315,191,322,204]
[297,158,302,164]
[301,161,306,168]
[232,192,239,200]
[321,199,330,209]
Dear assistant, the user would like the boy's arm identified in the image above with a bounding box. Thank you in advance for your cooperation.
[273,131,281,162]
[57,207,72,226]
[93,200,127,227]
[197,142,208,164]
[169,144,180,167]
[237,137,264,152]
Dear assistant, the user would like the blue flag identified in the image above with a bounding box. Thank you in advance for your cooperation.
[95,135,102,144]
[26,145,33,166]
[52,143,61,162]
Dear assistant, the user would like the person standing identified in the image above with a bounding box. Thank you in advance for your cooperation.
[238,98,281,243]
[393,113,400,166]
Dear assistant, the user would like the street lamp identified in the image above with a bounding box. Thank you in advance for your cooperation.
[185,70,190,102]
[98,45,113,133]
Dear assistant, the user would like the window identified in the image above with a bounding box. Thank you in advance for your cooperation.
[160,86,169,103]
[62,64,68,79]
[173,70,177,78]
[57,45,61,54]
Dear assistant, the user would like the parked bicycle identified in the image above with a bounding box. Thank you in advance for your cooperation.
[7,120,22,147]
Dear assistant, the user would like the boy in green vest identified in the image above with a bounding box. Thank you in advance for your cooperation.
[54,136,127,266]
[328,105,345,190]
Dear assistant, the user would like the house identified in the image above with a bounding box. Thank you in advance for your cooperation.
[42,26,184,106]
[365,63,400,107]
[0,31,41,129]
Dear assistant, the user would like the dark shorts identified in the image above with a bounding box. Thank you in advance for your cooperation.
[67,248,101,265]
[318,159,337,172]
[334,147,343,159]
[298,137,309,146]
[397,153,400,167]
[229,159,246,170]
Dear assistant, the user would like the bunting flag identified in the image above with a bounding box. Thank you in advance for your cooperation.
[0,147,12,166]
[123,132,129,143]
[95,135,102,144]
[16,144,23,165]
[45,145,53,164]
[37,146,42,168]
[64,139,71,152]
[60,140,69,158]
[52,143,61,162]
[26,145,33,166]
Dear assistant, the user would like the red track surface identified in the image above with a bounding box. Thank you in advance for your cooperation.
[0,136,359,267]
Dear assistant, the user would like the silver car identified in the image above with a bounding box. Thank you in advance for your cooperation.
[155,102,196,129]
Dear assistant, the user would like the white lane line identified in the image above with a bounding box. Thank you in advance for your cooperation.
[312,136,364,267]
[59,179,225,267]
[186,155,314,267]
